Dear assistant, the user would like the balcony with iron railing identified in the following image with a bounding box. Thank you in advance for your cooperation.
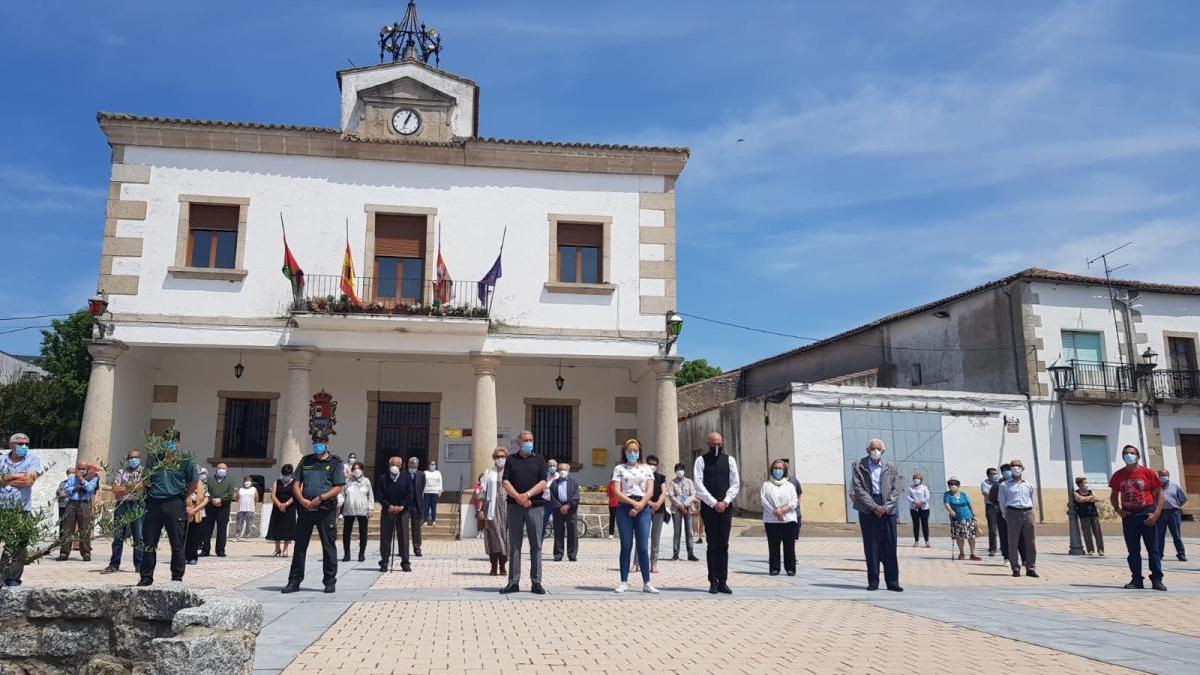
[1054,360,1138,399]
[287,275,491,322]
[1150,369,1200,401]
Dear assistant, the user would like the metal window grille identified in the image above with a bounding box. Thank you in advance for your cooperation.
[222,399,271,458]
[531,405,573,463]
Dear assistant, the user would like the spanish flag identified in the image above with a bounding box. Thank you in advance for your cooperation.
[340,240,360,305]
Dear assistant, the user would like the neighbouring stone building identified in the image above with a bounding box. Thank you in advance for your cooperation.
[680,268,1200,523]
[76,9,688,534]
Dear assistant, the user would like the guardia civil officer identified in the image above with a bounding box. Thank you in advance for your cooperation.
[282,440,346,594]
[138,431,200,587]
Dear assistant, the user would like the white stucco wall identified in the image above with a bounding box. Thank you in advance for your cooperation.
[112,146,667,336]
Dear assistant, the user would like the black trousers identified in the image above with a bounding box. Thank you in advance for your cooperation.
[996,513,1028,562]
[552,508,578,560]
[342,515,368,556]
[859,508,899,588]
[379,510,411,567]
[699,504,733,584]
[202,502,231,555]
[141,497,187,583]
[408,508,423,555]
[985,504,999,553]
[765,521,797,573]
[910,508,930,543]
[289,508,338,586]
[185,518,205,562]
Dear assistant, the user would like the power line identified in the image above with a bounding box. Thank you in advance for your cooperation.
[0,313,73,322]
[678,312,1009,353]
[0,325,50,336]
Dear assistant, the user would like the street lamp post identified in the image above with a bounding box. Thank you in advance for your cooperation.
[1047,362,1085,556]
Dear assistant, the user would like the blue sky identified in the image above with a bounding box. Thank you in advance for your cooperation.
[2,1,1199,369]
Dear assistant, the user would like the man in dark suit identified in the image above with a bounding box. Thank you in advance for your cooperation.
[850,438,904,592]
[375,456,414,572]
[549,461,581,561]
[405,457,426,557]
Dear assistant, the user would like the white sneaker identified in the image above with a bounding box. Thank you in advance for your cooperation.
[614,582,628,594]
[642,583,659,594]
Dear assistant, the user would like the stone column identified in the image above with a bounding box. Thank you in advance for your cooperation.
[280,347,317,469]
[470,353,501,486]
[652,357,683,472]
[78,340,127,467]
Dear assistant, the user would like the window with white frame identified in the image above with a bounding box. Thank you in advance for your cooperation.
[1079,434,1111,483]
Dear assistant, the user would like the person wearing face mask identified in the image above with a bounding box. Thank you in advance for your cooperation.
[405,457,427,557]
[549,462,580,562]
[57,460,99,562]
[943,478,980,561]
[500,431,549,594]
[1156,469,1187,562]
[340,461,373,562]
[282,441,346,594]
[343,452,358,479]
[55,467,73,535]
[201,462,236,558]
[541,459,559,538]
[668,462,699,561]
[761,460,800,576]
[850,439,903,591]
[695,431,739,594]
[481,448,510,576]
[235,476,259,540]
[139,431,199,586]
[103,449,146,574]
[997,458,1037,578]
[1073,476,1104,556]
[907,471,931,548]
[612,439,658,593]
[980,468,1001,556]
[423,460,444,526]
[0,433,44,586]
[988,463,1025,564]
[644,455,670,573]
[266,465,298,557]
[375,456,415,573]
[781,458,803,540]
[1108,445,1166,590]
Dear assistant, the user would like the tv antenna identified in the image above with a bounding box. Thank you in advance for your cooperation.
[1087,242,1133,366]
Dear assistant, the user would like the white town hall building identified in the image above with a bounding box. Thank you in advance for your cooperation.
[77,35,689,528]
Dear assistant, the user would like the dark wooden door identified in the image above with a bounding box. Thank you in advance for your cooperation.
[374,402,431,473]
[1181,433,1200,496]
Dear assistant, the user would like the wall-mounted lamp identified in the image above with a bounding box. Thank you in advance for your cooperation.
[554,360,565,391]
[234,351,245,379]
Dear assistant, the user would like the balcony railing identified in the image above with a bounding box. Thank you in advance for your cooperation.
[1150,369,1200,400]
[288,275,490,319]
[1060,360,1137,393]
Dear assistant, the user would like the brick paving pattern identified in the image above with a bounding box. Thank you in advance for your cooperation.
[1013,596,1200,639]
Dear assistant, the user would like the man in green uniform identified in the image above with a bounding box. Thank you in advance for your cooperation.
[282,441,345,594]
[138,433,199,586]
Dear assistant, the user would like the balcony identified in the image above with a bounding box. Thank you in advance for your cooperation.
[287,275,490,331]
[1052,360,1139,402]
[1151,369,1200,401]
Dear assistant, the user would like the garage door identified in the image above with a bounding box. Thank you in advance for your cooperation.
[841,409,948,524]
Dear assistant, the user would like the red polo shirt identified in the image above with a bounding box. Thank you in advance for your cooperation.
[1108,465,1161,510]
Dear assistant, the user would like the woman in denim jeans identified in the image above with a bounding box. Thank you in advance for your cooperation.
[611,439,658,594]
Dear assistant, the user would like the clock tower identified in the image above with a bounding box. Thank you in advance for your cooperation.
[336,3,477,143]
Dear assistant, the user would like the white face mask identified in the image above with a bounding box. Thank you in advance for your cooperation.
[352,469,363,478]
[243,481,252,488]
[868,449,882,461]
[1011,466,1024,478]
[675,470,685,479]
[558,470,569,478]
[389,466,400,477]
[495,458,506,468]
[912,479,922,486]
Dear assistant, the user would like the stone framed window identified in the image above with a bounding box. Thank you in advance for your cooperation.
[524,397,581,464]
[169,195,250,281]
[544,214,613,295]
[213,391,278,467]
[364,205,437,306]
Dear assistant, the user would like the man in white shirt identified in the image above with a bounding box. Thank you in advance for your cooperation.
[997,457,1038,578]
[694,431,739,594]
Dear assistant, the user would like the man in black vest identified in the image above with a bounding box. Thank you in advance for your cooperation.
[693,431,740,594]
[405,457,426,557]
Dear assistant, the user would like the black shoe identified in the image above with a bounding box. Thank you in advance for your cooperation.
[216,553,226,558]
[670,555,680,561]
[1152,581,1168,591]
[358,552,366,562]
[867,583,879,591]
[553,557,562,562]
[379,561,388,572]
[499,584,519,594]
[530,583,547,595]
[1179,555,1188,562]
[569,558,577,562]
[1124,581,1145,589]
[708,582,718,594]
[769,570,780,576]
[716,583,732,594]
[786,570,796,576]
[170,576,183,582]
[186,560,197,565]
[199,552,209,557]
[81,555,91,562]
[324,583,336,594]
[401,564,411,572]
[887,585,904,592]
[55,555,69,562]
[281,583,300,594]
[414,551,422,557]
[1025,570,1039,578]
[1012,571,1021,577]
[688,555,701,562]
[100,566,119,575]
[136,578,153,587]
[342,554,350,562]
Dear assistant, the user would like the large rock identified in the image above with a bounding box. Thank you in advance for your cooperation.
[26,587,112,619]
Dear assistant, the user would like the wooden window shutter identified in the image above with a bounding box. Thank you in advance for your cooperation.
[557,223,602,248]
[375,214,426,258]
[189,204,239,232]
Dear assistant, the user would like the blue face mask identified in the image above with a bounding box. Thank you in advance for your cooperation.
[990,474,1000,483]
[164,440,177,452]
[1160,477,1169,486]
[408,467,417,475]
[626,452,640,463]
[1002,470,1013,481]
[520,441,534,455]
[127,457,140,469]
[1122,453,1138,466]
[771,468,784,480]
[547,467,557,475]
[215,469,227,479]
[14,444,29,459]
[313,444,327,455]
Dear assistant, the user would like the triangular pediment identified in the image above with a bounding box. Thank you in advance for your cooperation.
[359,77,454,108]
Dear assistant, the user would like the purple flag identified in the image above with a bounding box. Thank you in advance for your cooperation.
[478,253,502,304]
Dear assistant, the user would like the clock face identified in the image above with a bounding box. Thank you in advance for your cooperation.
[391,108,421,136]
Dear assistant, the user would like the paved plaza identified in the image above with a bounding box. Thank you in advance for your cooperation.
[13,531,1200,674]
